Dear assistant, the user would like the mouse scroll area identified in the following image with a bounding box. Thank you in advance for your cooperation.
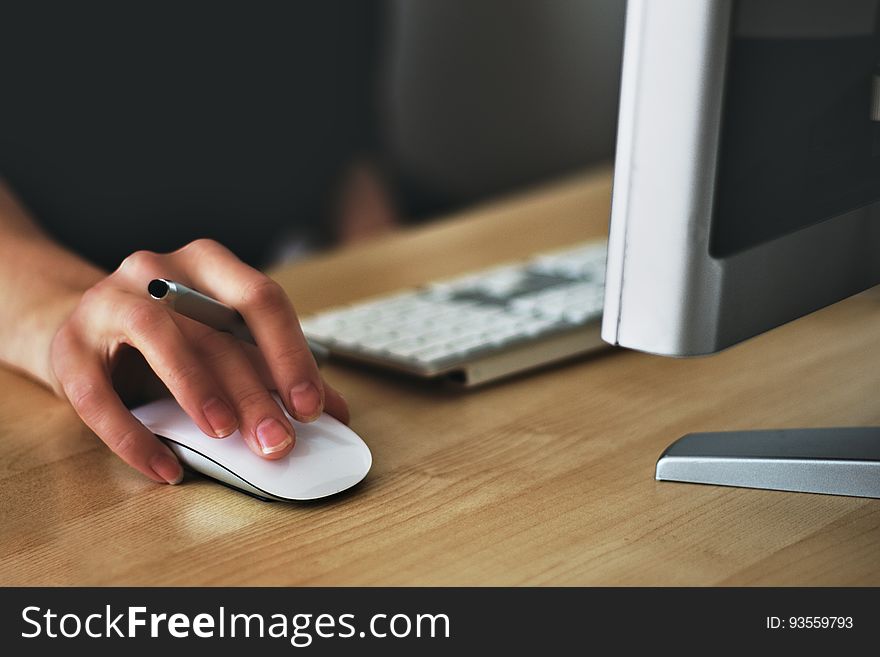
[131,397,372,501]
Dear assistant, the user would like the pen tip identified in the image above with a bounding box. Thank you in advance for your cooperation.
[148,279,170,299]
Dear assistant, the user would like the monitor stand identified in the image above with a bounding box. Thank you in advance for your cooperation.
[655,427,880,498]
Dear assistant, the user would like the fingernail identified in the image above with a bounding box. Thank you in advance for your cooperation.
[203,397,238,437]
[255,417,294,455]
[150,453,183,485]
[290,382,323,421]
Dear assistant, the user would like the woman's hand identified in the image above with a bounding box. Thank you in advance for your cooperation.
[49,239,349,485]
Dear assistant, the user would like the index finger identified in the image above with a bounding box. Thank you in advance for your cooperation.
[170,239,324,423]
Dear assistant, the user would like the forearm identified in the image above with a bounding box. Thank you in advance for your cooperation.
[0,181,105,392]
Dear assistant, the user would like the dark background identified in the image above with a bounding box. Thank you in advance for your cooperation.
[0,0,626,269]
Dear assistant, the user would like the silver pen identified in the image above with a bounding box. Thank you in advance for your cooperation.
[148,278,328,364]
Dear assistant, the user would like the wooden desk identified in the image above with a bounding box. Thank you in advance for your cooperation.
[2,168,879,586]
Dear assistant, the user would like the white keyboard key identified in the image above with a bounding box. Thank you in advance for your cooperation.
[488,327,524,346]
[522,318,562,336]
[301,325,336,342]
[386,338,430,358]
[413,344,457,364]
[563,309,592,324]
[355,334,400,351]
[446,334,491,356]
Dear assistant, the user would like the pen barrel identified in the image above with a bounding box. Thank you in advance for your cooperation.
[166,286,256,345]
[152,279,326,363]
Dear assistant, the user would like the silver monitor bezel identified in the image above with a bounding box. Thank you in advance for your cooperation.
[602,0,880,356]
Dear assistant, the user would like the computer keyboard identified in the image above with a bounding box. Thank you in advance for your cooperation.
[300,240,609,386]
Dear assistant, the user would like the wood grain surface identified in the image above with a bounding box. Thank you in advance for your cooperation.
[2,167,878,585]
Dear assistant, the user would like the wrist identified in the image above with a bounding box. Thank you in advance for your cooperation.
[0,184,106,394]
[11,287,87,395]
[0,238,104,395]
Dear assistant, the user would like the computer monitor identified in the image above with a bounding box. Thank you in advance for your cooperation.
[602,0,880,497]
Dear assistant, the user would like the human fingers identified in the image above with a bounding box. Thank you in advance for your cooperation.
[169,239,324,423]
[51,327,183,484]
[83,285,238,439]
[236,341,350,425]
[193,328,297,459]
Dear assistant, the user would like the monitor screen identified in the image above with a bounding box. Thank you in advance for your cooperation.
[710,0,880,257]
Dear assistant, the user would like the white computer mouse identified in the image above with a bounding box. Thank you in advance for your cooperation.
[131,397,372,501]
